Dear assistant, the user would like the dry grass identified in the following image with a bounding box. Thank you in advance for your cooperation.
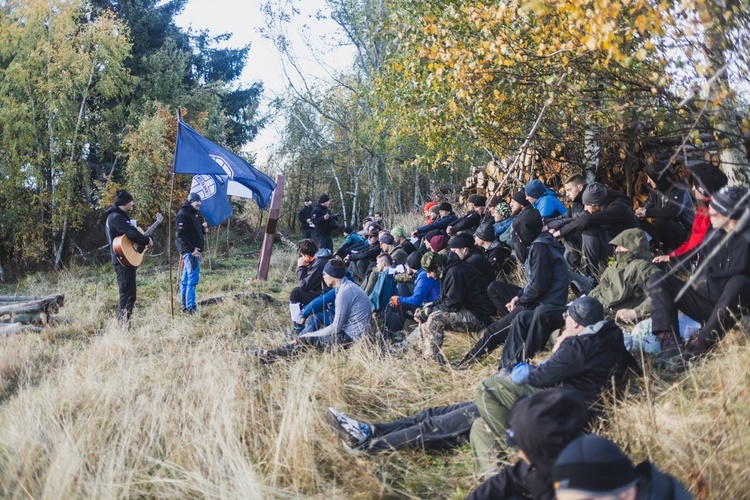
[0,227,748,498]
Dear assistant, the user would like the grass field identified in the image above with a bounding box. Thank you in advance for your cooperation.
[0,223,748,498]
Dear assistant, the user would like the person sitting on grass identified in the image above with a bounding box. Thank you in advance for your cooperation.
[250,259,373,363]
[470,296,638,476]
[335,226,366,259]
[553,435,691,500]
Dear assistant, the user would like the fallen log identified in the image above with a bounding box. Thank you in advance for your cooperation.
[0,294,64,316]
[0,323,44,336]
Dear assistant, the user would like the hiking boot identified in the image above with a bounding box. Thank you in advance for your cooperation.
[493,367,512,380]
[569,273,595,297]
[653,332,684,371]
[248,348,270,364]
[326,408,372,447]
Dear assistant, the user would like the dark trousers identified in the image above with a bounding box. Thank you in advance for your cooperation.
[461,281,525,365]
[640,219,688,253]
[580,227,613,276]
[499,304,566,369]
[315,234,334,252]
[649,271,750,346]
[302,228,313,239]
[115,263,137,321]
[369,401,478,452]
[384,302,417,337]
[289,286,321,307]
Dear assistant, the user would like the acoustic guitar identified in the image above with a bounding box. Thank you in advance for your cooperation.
[113,213,164,267]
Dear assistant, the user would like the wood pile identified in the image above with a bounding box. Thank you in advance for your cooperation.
[0,294,64,335]
[459,133,732,208]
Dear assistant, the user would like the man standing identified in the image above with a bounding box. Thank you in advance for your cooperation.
[104,189,153,321]
[311,194,337,251]
[298,196,315,239]
[176,192,207,313]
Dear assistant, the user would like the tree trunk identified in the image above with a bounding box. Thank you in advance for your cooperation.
[584,129,600,183]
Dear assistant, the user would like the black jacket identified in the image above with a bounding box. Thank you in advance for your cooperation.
[414,213,458,236]
[298,204,314,227]
[434,252,494,326]
[467,460,554,500]
[634,461,692,500]
[464,247,495,289]
[643,184,695,229]
[559,190,639,238]
[485,240,512,276]
[296,248,333,293]
[347,241,381,261]
[694,223,750,299]
[449,210,481,234]
[547,186,586,231]
[524,320,635,404]
[311,203,336,237]
[518,232,569,307]
[104,205,151,266]
[175,202,205,255]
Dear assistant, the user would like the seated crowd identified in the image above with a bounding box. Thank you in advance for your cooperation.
[254,161,748,498]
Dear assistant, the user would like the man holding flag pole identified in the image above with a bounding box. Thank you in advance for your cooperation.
[169,109,277,312]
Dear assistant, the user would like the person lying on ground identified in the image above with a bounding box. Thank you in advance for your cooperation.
[470,296,639,476]
[250,259,373,363]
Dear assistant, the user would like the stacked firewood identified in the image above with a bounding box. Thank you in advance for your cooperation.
[0,294,64,335]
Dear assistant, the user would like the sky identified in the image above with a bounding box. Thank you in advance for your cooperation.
[174,0,353,168]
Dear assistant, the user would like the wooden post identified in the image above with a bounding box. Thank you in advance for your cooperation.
[256,174,285,280]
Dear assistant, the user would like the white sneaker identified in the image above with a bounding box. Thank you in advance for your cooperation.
[326,407,371,447]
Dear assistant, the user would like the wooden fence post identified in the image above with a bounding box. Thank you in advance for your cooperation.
[256,174,285,280]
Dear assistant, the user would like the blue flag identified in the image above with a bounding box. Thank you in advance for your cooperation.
[189,174,233,226]
[173,117,276,216]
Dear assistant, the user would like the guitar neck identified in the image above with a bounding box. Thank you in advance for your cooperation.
[142,215,163,238]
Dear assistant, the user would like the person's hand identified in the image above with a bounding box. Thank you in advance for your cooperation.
[542,225,548,232]
[147,237,154,249]
[552,230,561,239]
[615,309,638,324]
[552,329,573,353]
[510,362,530,383]
[446,226,453,235]
[506,296,519,312]
[297,256,310,267]
[411,230,418,237]
[635,207,646,219]
[652,255,670,264]
[343,255,350,263]
[390,296,399,307]
[202,222,209,234]
[191,248,202,258]
[324,214,330,220]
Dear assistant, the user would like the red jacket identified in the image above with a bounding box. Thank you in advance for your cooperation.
[669,199,710,259]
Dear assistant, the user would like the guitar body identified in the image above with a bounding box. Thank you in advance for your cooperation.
[113,230,148,268]
[113,213,164,268]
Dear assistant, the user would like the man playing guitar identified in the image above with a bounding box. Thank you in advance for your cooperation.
[104,189,153,322]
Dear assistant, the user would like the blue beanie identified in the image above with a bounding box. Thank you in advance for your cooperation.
[525,179,547,199]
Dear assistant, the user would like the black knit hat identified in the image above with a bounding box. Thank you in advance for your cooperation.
[319,194,330,204]
[406,251,422,270]
[187,192,201,204]
[512,208,543,246]
[114,189,133,206]
[509,388,588,470]
[553,435,638,495]
[688,163,728,197]
[474,223,495,242]
[511,190,531,207]
[567,296,605,326]
[438,202,452,212]
[467,194,487,207]
[710,186,749,219]
[582,182,608,206]
[323,260,347,279]
[448,233,474,249]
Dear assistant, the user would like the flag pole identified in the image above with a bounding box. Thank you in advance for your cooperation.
[168,107,183,319]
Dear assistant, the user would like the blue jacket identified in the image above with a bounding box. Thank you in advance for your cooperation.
[399,269,441,307]
[493,217,514,239]
[532,190,568,221]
